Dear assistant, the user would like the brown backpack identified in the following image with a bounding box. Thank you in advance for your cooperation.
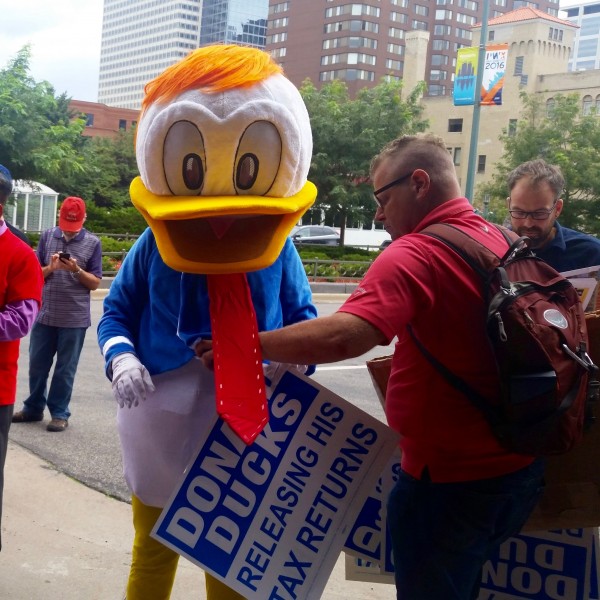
[409,223,599,456]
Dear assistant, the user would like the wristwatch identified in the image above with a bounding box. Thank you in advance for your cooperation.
[71,268,82,278]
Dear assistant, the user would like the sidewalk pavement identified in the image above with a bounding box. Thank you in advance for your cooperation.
[1,443,392,600]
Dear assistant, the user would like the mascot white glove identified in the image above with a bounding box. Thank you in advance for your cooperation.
[111,352,155,408]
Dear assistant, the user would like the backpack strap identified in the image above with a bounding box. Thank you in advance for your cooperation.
[407,223,515,425]
[406,324,501,427]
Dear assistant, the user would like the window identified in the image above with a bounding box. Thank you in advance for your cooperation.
[430,69,447,80]
[389,27,405,39]
[578,38,598,57]
[434,24,452,35]
[448,118,463,132]
[386,58,403,70]
[412,19,428,30]
[271,47,287,58]
[428,84,446,95]
[508,119,518,136]
[390,11,408,23]
[387,43,404,55]
[436,9,452,19]
[431,54,449,66]
[432,39,450,50]
[583,95,594,115]
[415,4,429,16]
[453,147,462,166]
[85,113,94,127]
[477,155,486,173]
[514,56,524,76]
[119,119,127,130]
[269,1,289,14]
[456,12,476,24]
[546,98,555,117]
[488,30,495,41]
[455,27,472,40]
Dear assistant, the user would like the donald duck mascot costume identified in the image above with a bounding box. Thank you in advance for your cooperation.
[98,45,317,599]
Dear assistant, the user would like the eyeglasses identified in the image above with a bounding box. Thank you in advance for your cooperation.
[508,200,558,221]
[373,171,413,209]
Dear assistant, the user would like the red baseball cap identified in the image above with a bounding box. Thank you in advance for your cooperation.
[59,197,86,232]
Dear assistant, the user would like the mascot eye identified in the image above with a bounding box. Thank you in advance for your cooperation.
[163,121,206,196]
[183,154,204,189]
[234,121,282,196]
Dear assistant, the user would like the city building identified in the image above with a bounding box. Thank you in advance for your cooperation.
[419,6,600,196]
[98,0,269,110]
[265,0,560,98]
[69,100,139,138]
[562,0,600,71]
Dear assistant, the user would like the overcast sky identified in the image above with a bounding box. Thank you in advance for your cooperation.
[0,1,585,105]
[0,0,103,102]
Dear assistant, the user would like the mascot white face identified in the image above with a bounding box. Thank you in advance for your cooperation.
[131,45,316,274]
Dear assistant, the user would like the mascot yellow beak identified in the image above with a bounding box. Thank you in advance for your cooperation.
[133,46,316,274]
[130,178,316,274]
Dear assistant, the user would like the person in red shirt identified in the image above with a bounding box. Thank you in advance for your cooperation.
[204,134,544,599]
[0,164,43,551]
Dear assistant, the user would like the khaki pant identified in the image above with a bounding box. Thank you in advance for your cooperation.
[126,495,245,600]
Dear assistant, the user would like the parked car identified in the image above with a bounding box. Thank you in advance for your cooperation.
[379,239,392,250]
[291,225,340,246]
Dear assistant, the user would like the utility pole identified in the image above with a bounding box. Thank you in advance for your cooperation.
[464,0,490,203]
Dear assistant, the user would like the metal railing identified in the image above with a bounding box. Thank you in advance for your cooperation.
[101,254,375,281]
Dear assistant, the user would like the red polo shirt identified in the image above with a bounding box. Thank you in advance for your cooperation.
[0,229,43,405]
[339,198,533,482]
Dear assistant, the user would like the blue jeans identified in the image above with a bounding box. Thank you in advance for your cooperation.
[23,323,87,421]
[386,459,545,600]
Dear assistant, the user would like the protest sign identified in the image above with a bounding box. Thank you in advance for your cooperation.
[152,368,399,599]
[479,529,600,600]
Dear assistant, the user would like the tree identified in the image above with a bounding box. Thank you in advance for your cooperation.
[0,46,87,185]
[300,79,428,244]
[478,92,600,234]
[55,128,139,209]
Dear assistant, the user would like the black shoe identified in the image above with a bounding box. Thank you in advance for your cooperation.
[12,411,43,423]
[46,418,68,432]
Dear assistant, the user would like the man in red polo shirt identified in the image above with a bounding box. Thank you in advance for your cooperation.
[0,164,43,551]
[247,134,544,599]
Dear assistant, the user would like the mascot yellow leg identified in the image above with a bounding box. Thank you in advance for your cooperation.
[126,495,246,599]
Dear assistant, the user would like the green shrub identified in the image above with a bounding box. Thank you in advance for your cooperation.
[98,236,137,252]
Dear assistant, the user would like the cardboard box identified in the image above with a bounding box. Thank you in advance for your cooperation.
[366,312,600,531]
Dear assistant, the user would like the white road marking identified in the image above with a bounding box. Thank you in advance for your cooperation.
[316,365,368,371]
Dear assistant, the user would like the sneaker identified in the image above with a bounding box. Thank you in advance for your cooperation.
[46,418,68,432]
[12,410,43,423]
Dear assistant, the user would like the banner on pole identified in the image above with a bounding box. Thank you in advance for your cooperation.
[454,47,478,106]
[481,43,509,106]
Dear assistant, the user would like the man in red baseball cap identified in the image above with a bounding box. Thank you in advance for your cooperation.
[13,196,103,432]
[58,196,86,232]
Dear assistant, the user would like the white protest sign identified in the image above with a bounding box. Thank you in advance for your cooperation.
[479,528,600,600]
[152,368,399,599]
[342,472,600,599]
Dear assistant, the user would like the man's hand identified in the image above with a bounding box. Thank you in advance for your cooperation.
[194,339,214,371]
[111,353,155,408]
[48,253,79,273]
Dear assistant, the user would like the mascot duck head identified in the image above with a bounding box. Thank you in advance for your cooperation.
[131,44,316,274]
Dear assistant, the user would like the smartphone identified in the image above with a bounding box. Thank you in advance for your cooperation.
[59,252,70,261]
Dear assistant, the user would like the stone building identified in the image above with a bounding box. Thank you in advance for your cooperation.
[418,6,600,197]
